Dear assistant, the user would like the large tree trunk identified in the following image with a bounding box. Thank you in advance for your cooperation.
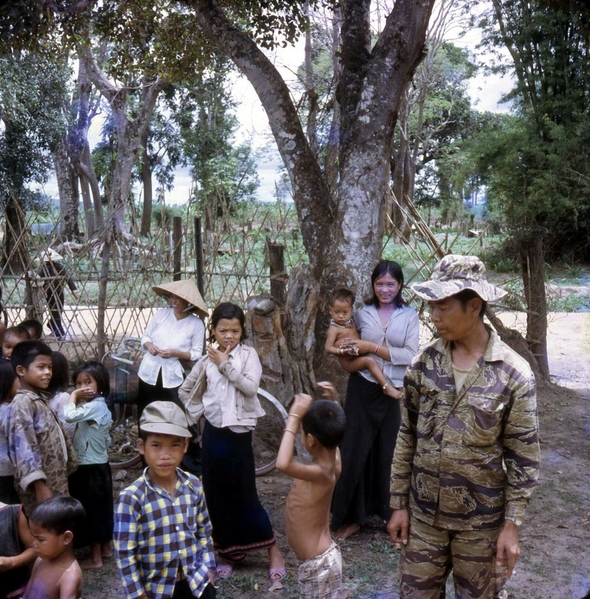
[53,140,80,241]
[80,144,104,232]
[77,43,166,239]
[187,0,434,376]
[520,235,550,380]
[139,128,153,237]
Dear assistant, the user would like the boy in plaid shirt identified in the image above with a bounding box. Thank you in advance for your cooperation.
[114,402,216,599]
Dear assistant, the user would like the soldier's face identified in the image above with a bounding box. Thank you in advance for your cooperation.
[428,297,480,341]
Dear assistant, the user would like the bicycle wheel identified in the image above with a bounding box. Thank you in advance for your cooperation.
[253,388,288,476]
[104,341,143,471]
[108,401,142,470]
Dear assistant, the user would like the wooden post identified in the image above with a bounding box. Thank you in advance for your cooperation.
[97,236,111,359]
[173,216,182,281]
[267,240,286,307]
[194,217,204,296]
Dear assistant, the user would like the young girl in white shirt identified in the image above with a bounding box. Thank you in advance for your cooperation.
[65,361,113,570]
[180,302,286,582]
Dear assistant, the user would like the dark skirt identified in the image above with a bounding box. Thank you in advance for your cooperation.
[0,475,20,505]
[331,373,401,531]
[68,463,114,547]
[137,374,182,419]
[201,420,275,560]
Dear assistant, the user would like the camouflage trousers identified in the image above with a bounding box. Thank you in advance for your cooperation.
[399,518,508,599]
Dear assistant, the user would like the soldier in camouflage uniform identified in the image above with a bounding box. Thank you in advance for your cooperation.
[8,341,78,516]
[388,255,540,599]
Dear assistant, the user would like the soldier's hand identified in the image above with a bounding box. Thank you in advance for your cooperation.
[495,520,520,578]
[387,508,410,549]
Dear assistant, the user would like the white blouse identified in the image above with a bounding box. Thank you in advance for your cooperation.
[138,308,205,388]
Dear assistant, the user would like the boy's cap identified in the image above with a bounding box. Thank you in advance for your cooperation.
[139,401,192,438]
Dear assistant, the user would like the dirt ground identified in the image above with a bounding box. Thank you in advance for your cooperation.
[82,313,590,599]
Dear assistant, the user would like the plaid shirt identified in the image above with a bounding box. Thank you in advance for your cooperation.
[114,468,215,599]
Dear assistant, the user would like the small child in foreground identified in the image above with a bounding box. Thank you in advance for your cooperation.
[22,494,84,599]
[276,382,346,599]
[324,289,401,399]
[114,401,216,599]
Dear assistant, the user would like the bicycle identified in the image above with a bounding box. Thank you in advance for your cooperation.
[104,337,289,475]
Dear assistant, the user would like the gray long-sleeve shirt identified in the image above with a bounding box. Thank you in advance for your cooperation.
[354,303,420,387]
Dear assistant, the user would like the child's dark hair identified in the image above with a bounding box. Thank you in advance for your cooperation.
[18,319,43,340]
[329,288,355,307]
[4,325,30,341]
[0,361,18,402]
[301,400,346,449]
[29,495,86,537]
[11,340,52,371]
[72,361,110,398]
[48,351,69,394]
[365,260,406,308]
[208,302,247,343]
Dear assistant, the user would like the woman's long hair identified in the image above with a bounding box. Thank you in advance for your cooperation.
[365,260,406,308]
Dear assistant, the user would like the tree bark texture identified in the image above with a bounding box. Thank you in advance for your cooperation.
[187,0,435,375]
[53,140,80,241]
[140,129,153,237]
[245,296,294,405]
[77,42,166,238]
[520,236,550,380]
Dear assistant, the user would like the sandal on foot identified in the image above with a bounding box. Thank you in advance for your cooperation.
[269,567,286,581]
[216,564,234,579]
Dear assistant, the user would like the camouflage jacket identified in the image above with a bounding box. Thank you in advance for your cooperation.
[8,389,78,515]
[390,328,540,530]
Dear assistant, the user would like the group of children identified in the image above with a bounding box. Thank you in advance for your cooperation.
[0,308,351,599]
[0,318,115,598]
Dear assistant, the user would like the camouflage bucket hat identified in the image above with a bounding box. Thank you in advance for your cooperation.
[410,254,507,303]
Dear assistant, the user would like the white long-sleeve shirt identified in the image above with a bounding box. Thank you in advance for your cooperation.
[138,309,205,388]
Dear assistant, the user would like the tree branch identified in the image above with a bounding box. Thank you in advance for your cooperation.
[183,0,332,270]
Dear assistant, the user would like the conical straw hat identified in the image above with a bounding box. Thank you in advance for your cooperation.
[43,248,64,262]
[152,279,208,318]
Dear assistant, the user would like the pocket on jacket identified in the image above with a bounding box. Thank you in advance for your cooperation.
[463,395,506,446]
[416,393,437,439]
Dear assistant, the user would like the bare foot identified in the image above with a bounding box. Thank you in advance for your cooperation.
[78,556,103,570]
[268,545,286,580]
[101,541,114,558]
[333,523,360,540]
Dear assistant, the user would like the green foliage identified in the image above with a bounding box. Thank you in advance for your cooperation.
[0,52,71,196]
[468,0,590,260]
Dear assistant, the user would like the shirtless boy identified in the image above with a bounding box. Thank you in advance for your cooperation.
[23,495,84,599]
[276,383,346,599]
[324,289,400,399]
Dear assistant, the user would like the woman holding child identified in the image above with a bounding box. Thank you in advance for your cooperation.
[179,302,286,582]
[331,260,419,540]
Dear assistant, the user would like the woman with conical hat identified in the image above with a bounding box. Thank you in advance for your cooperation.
[137,279,208,418]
